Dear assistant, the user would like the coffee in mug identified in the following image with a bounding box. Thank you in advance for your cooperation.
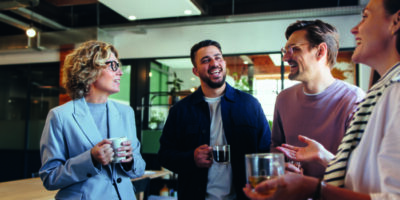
[212,145,230,164]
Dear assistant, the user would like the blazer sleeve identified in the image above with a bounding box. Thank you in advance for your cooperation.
[39,109,100,190]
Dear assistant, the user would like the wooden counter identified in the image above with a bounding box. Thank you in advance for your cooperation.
[0,170,172,200]
[0,177,56,200]
[132,170,172,182]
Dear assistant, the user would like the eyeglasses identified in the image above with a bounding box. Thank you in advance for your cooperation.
[281,43,309,56]
[105,61,120,72]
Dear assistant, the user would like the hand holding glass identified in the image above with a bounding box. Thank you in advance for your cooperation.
[245,153,285,195]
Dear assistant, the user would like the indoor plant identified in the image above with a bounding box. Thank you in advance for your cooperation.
[167,72,184,105]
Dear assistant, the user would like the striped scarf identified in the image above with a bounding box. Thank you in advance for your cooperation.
[324,63,400,187]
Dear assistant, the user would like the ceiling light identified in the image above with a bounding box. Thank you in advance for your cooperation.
[128,15,137,20]
[269,53,282,66]
[26,27,36,38]
[184,10,192,15]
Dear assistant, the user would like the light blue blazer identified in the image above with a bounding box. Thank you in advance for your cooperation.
[39,98,146,200]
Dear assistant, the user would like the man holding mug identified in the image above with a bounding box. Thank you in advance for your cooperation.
[158,39,271,200]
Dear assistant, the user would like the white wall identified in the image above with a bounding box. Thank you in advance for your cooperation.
[359,64,372,91]
[115,15,360,59]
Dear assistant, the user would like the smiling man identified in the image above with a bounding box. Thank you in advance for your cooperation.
[158,39,271,200]
[271,20,365,178]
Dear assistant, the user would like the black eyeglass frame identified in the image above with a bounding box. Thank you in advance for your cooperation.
[105,61,120,72]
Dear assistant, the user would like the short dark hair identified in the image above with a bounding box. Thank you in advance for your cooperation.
[285,20,339,68]
[383,0,400,54]
[190,40,222,67]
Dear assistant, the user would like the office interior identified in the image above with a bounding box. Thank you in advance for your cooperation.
[0,0,372,195]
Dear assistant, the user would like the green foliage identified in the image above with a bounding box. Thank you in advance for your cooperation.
[234,77,250,91]
[149,110,165,123]
[268,120,273,131]
[167,72,184,95]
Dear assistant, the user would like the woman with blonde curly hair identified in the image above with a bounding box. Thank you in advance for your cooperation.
[39,40,146,200]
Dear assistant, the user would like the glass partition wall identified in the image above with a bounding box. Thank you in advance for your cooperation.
[149,50,357,125]
[0,63,132,182]
[140,53,299,163]
[0,63,60,181]
[151,53,299,125]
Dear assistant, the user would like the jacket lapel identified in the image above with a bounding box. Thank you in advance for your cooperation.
[221,83,235,144]
[107,101,122,139]
[72,98,103,146]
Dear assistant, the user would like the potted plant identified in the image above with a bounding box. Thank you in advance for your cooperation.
[148,110,165,130]
[167,72,183,105]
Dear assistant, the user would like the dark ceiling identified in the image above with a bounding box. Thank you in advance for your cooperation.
[0,0,360,37]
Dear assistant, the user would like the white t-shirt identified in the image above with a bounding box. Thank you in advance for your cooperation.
[205,96,236,200]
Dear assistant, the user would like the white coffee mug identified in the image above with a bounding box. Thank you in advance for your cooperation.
[108,136,128,163]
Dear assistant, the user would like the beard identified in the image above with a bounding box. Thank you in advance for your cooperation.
[199,73,226,89]
[288,70,299,80]
[287,60,300,80]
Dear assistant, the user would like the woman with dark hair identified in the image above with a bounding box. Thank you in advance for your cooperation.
[244,0,400,199]
[39,40,145,199]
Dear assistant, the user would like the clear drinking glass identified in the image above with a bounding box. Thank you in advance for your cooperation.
[212,145,230,164]
[245,153,285,195]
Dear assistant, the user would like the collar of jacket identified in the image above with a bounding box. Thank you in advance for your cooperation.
[72,98,121,146]
[191,82,236,105]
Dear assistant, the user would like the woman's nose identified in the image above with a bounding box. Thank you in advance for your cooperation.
[116,67,123,76]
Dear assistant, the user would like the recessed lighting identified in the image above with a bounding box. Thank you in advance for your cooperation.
[184,10,192,15]
[26,27,36,38]
[128,15,137,20]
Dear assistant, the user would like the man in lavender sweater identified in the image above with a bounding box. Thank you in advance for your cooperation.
[271,20,365,178]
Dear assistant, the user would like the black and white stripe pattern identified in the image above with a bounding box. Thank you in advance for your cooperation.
[324,63,400,187]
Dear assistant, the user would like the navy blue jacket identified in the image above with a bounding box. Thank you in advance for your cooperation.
[158,83,271,200]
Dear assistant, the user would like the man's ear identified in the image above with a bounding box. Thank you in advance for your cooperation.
[192,67,199,76]
[316,42,328,61]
